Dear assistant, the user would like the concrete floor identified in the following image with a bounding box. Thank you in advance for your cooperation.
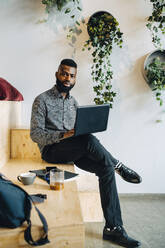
[85,194,165,248]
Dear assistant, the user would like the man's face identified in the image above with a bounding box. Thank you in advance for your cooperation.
[56,64,77,88]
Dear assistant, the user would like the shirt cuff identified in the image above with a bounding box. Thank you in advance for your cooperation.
[59,132,64,140]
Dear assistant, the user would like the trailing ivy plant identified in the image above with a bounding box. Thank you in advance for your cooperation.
[145,57,165,106]
[83,12,123,107]
[42,0,82,17]
[146,0,165,48]
[42,0,82,44]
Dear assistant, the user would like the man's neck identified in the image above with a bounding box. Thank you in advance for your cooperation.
[55,85,69,99]
[61,92,67,99]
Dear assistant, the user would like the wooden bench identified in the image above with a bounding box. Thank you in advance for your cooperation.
[0,129,85,247]
[0,160,84,248]
[10,129,103,223]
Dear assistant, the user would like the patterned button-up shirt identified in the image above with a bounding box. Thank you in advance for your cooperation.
[30,85,78,153]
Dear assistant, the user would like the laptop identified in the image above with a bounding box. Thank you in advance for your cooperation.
[74,104,110,136]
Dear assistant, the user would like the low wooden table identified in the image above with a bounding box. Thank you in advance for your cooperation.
[0,159,84,248]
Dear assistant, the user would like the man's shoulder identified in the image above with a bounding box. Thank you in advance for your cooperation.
[69,94,76,100]
[34,87,54,102]
[69,95,78,105]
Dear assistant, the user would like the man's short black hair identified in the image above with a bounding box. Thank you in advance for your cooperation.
[60,58,77,68]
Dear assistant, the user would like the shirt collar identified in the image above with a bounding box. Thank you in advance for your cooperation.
[51,85,71,99]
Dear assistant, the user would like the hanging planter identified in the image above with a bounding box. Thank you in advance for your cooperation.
[42,0,82,17]
[42,0,83,41]
[83,11,123,108]
[143,49,165,106]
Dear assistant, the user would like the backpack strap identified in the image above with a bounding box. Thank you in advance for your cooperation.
[24,206,49,246]
[30,194,47,203]
[16,187,50,246]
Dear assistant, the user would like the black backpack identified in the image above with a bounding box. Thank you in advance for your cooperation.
[0,173,50,246]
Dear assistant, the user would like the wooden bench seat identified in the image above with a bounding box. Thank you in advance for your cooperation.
[10,129,103,222]
[0,159,84,248]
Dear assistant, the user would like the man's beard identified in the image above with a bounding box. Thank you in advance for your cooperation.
[56,79,74,93]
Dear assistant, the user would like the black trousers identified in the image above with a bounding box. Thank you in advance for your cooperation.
[42,134,123,228]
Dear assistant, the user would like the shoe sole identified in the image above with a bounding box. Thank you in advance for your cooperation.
[103,234,141,248]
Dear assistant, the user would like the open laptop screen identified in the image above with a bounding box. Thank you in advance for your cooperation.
[74,104,110,136]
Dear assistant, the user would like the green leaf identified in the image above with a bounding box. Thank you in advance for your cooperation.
[160,99,163,106]
[77,7,82,11]
[65,8,71,14]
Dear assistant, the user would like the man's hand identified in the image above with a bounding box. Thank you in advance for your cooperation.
[62,129,75,139]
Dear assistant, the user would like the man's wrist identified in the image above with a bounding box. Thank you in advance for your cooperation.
[59,132,64,140]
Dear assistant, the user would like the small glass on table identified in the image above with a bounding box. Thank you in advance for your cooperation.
[49,169,64,191]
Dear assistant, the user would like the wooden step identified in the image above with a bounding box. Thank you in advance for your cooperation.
[10,129,41,161]
[0,102,21,167]
[0,159,84,248]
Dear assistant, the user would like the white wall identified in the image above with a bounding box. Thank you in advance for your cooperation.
[0,0,165,193]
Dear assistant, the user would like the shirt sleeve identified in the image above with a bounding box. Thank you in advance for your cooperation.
[30,96,65,147]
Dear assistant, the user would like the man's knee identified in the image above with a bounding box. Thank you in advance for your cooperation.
[85,134,101,148]
[96,163,115,179]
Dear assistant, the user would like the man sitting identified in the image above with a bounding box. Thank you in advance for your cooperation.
[30,59,142,248]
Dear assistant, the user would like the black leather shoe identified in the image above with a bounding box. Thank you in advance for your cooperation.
[103,226,141,248]
[115,163,142,184]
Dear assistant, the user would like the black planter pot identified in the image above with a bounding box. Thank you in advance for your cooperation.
[142,49,165,89]
[87,11,114,38]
